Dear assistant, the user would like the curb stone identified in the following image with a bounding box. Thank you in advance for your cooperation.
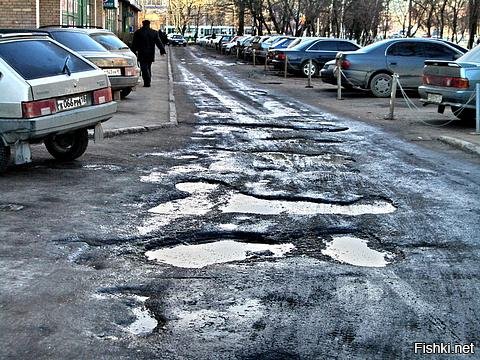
[438,136,480,156]
[88,123,175,140]
[167,48,178,125]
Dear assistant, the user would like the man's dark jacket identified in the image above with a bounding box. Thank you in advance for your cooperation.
[132,27,166,63]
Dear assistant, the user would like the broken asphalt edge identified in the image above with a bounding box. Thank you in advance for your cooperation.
[438,136,480,156]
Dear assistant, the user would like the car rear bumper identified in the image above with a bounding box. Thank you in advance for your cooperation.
[418,85,476,109]
[0,101,117,145]
[109,76,139,90]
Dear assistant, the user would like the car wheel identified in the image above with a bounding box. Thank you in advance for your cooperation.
[370,73,393,98]
[120,88,132,99]
[451,106,475,122]
[0,142,11,173]
[301,61,317,77]
[44,129,89,161]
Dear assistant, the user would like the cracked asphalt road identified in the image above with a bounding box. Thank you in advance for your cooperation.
[1,46,479,360]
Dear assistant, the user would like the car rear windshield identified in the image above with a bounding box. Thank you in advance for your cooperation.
[458,45,480,63]
[50,31,108,52]
[0,39,94,80]
[90,33,129,51]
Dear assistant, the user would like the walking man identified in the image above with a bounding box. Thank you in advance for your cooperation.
[132,20,166,87]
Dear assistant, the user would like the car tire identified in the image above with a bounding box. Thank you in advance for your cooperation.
[451,106,475,122]
[0,142,11,173]
[301,61,317,77]
[120,88,132,99]
[370,73,393,98]
[44,129,89,161]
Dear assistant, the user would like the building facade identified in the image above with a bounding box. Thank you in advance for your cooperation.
[0,0,141,34]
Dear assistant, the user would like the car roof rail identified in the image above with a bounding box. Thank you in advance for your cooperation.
[39,24,104,29]
[0,28,50,36]
[0,31,50,39]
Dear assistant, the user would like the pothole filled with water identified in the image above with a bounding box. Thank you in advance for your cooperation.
[221,193,396,216]
[0,203,24,211]
[145,240,295,268]
[127,304,158,336]
[322,235,395,267]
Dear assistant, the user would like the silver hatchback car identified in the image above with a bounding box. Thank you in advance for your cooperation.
[0,33,117,172]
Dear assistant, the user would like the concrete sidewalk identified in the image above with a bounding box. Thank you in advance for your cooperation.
[102,51,176,137]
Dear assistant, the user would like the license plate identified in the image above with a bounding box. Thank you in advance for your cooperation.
[103,68,121,76]
[427,93,442,104]
[57,94,88,111]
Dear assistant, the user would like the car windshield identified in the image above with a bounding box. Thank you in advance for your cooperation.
[458,45,480,62]
[50,31,108,52]
[0,39,94,80]
[90,33,129,50]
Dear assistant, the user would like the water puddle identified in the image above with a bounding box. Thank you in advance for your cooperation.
[221,193,396,216]
[127,306,158,335]
[145,240,295,268]
[148,182,218,216]
[322,236,394,267]
[83,164,122,171]
[0,203,24,211]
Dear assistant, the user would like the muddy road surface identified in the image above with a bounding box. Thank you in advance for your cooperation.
[1,46,479,360]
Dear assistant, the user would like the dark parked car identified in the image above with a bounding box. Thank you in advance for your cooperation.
[271,38,360,76]
[326,38,465,97]
[267,37,297,62]
[0,32,117,172]
[419,44,480,121]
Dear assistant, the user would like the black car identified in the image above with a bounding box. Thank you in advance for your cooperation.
[271,38,360,76]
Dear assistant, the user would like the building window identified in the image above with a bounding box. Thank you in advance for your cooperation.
[61,0,93,26]
[105,8,117,32]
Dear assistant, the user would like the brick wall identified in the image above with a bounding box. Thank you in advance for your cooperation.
[0,0,37,28]
[39,0,60,26]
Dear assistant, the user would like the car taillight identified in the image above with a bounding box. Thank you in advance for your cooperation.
[423,75,469,88]
[93,87,113,105]
[276,53,286,60]
[341,60,351,69]
[22,99,57,118]
[125,67,139,76]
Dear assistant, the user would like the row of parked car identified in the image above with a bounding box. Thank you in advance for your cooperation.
[199,33,480,122]
[0,26,142,173]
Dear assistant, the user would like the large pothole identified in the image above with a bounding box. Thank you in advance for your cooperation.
[145,240,295,268]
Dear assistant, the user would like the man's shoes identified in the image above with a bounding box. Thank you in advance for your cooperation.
[144,84,151,87]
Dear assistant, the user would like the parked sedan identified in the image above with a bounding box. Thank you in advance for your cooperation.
[38,27,140,99]
[333,38,464,97]
[85,28,139,98]
[419,44,480,121]
[0,32,117,172]
[168,33,187,46]
[271,38,360,76]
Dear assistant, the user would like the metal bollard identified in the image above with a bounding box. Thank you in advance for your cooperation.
[336,55,342,100]
[386,74,399,120]
[284,55,288,78]
[253,49,256,66]
[476,83,480,134]
[264,53,267,72]
[236,46,239,59]
[306,58,313,88]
